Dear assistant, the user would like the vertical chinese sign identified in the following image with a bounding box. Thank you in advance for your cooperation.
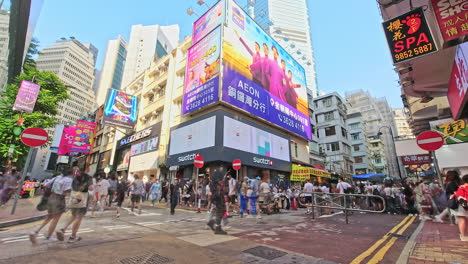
[432,0,468,47]
[12,80,41,113]
[183,26,221,114]
[448,42,468,118]
[383,7,438,64]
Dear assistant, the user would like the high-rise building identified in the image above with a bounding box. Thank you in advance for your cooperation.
[393,108,415,140]
[313,93,354,179]
[346,90,399,177]
[347,113,374,175]
[252,0,317,96]
[120,24,179,90]
[95,36,127,106]
[31,38,97,179]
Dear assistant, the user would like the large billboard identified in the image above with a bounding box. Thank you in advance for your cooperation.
[448,42,468,119]
[192,1,225,44]
[13,80,40,113]
[382,7,437,64]
[221,0,311,140]
[183,26,221,114]
[169,116,217,155]
[103,89,138,129]
[223,116,290,162]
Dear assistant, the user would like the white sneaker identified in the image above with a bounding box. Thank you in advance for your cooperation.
[45,236,58,241]
[460,235,468,242]
[433,217,444,223]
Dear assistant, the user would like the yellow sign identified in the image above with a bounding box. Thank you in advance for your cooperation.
[290,164,331,181]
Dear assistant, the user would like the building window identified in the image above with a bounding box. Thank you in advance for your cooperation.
[324,112,334,121]
[351,133,360,140]
[355,156,363,163]
[323,98,332,107]
[374,158,382,164]
[325,126,336,136]
[349,123,359,130]
[148,94,154,103]
[353,144,360,151]
[342,127,347,138]
[371,143,379,147]
[328,142,340,152]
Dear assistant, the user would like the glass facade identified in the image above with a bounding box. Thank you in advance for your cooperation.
[111,43,127,89]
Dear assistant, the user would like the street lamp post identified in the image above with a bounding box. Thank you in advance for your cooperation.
[377,126,403,180]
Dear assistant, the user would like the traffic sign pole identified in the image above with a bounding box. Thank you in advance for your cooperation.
[10,147,34,215]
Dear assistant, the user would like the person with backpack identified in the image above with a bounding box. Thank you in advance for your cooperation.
[107,172,118,208]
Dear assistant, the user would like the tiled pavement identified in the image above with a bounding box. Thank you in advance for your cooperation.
[407,220,467,264]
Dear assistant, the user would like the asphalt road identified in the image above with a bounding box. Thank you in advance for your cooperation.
[0,205,419,264]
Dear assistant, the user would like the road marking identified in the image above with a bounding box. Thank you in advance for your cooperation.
[350,216,412,264]
[104,225,132,230]
[318,211,343,218]
[366,216,416,264]
[137,222,163,226]
[1,228,95,244]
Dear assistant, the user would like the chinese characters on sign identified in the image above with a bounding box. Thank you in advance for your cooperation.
[183,26,221,114]
[290,164,331,181]
[448,42,468,118]
[432,0,468,46]
[432,118,468,144]
[401,154,432,165]
[383,7,438,63]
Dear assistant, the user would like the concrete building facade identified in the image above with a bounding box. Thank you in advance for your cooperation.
[120,24,179,90]
[347,113,373,175]
[393,108,415,140]
[313,93,354,179]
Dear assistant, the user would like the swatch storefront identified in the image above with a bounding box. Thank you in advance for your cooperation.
[166,110,292,185]
[114,122,162,181]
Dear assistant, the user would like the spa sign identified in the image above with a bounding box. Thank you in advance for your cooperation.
[383,7,438,64]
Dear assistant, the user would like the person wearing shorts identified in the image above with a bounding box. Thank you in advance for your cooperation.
[303,179,313,215]
[128,175,144,214]
[56,172,93,243]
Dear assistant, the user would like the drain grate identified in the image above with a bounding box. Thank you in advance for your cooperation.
[119,253,172,264]
[388,233,409,239]
[243,246,288,260]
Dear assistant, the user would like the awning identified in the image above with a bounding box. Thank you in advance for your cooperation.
[291,164,331,181]
[352,173,386,179]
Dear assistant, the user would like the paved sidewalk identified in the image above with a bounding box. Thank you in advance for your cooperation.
[0,196,45,227]
[407,220,467,264]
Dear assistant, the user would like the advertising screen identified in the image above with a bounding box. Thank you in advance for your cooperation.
[103,88,138,129]
[169,116,216,155]
[382,7,437,64]
[223,116,290,162]
[183,26,221,114]
[130,137,159,156]
[13,80,41,113]
[192,1,225,44]
[221,0,311,140]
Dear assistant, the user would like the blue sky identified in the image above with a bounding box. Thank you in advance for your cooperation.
[34,0,402,108]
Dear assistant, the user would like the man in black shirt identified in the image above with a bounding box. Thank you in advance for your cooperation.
[169,179,180,215]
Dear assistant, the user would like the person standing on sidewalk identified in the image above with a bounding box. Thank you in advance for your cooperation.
[0,168,19,206]
[97,174,110,211]
[247,176,260,218]
[56,172,93,243]
[128,174,144,215]
[160,180,168,203]
[303,179,313,215]
[29,168,74,244]
[239,177,249,217]
[207,174,228,235]
[107,172,118,209]
[228,175,238,214]
[169,179,180,215]
[453,174,468,241]
[150,179,161,206]
[114,175,128,218]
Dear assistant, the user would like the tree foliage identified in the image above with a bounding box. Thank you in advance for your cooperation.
[0,69,70,168]
[23,37,40,74]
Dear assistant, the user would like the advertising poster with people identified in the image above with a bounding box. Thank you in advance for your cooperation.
[183,26,221,114]
[192,0,224,44]
[102,88,138,129]
[221,0,311,139]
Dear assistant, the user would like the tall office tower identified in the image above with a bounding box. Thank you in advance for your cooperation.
[120,24,179,89]
[252,0,318,96]
[95,35,127,106]
[32,38,97,179]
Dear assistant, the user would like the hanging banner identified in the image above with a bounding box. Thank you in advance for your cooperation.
[103,89,138,129]
[432,0,468,46]
[448,42,468,119]
[12,80,41,113]
[74,120,96,154]
[57,126,77,156]
[290,164,331,181]
[382,7,438,64]
[192,0,225,44]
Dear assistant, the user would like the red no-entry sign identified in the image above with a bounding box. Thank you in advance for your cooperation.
[20,127,48,147]
[194,154,204,169]
[417,131,444,151]
[232,159,242,170]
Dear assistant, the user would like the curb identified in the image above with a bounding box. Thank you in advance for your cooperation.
[0,214,47,228]
[396,219,425,264]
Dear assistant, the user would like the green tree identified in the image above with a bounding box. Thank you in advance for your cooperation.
[23,37,40,73]
[0,69,70,168]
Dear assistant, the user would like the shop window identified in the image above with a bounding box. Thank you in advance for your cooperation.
[355,156,363,163]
